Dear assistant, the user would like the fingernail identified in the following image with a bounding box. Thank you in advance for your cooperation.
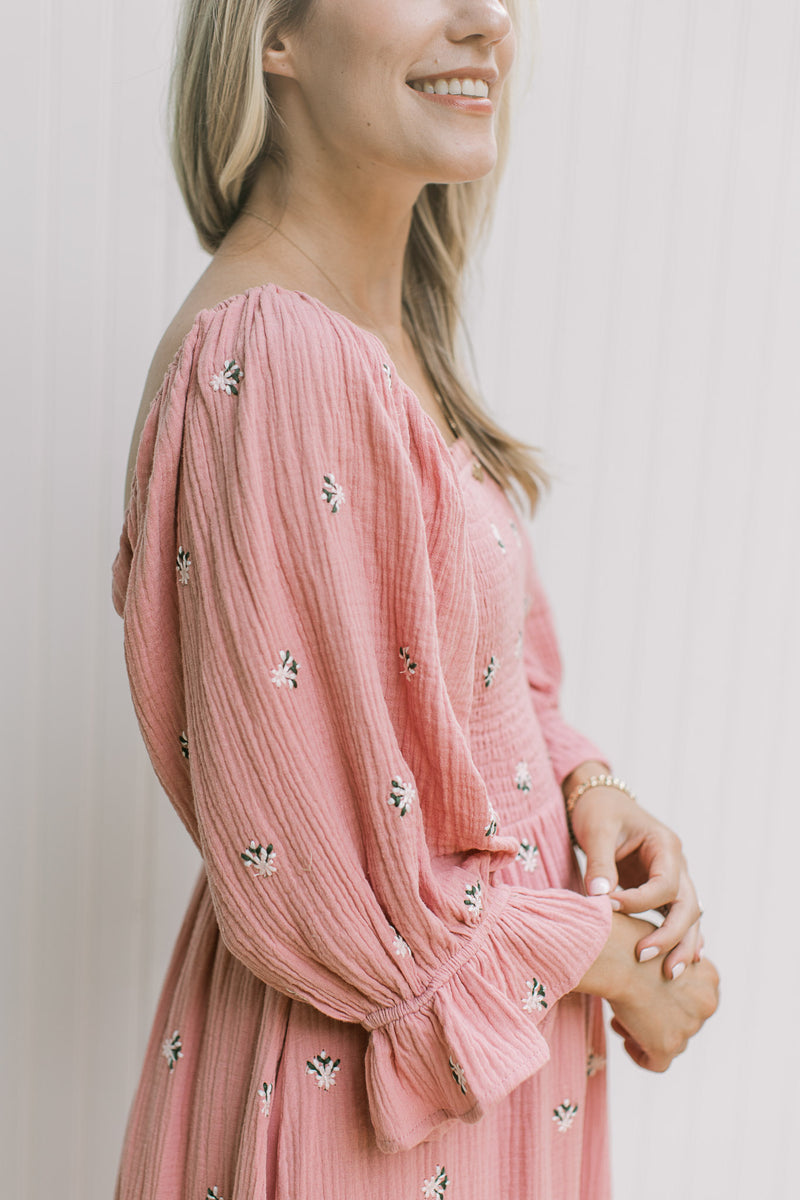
[697,947,705,961]
[638,946,659,963]
[588,877,611,895]
[609,897,621,911]
[671,962,686,980]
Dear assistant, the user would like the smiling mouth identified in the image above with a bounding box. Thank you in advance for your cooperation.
[407,77,490,98]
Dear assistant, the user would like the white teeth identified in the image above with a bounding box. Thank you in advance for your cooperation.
[410,77,490,98]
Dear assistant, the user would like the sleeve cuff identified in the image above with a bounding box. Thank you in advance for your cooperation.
[363,885,612,1152]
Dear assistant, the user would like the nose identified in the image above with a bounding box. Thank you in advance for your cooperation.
[446,0,514,48]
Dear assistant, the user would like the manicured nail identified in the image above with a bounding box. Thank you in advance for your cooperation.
[588,877,611,895]
[609,897,621,911]
[671,962,686,980]
[638,946,659,963]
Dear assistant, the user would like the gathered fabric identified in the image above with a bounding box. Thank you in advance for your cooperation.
[112,283,613,1200]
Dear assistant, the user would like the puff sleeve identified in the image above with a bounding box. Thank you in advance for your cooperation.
[113,287,612,1154]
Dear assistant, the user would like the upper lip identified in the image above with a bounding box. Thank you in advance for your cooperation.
[406,66,499,85]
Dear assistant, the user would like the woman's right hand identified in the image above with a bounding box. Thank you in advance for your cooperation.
[577,913,720,1072]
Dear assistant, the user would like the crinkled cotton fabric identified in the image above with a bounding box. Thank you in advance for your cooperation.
[112,283,613,1200]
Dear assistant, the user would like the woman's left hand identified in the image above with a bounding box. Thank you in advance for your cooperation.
[565,764,704,981]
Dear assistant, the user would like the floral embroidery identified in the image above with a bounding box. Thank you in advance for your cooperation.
[490,522,506,553]
[161,1030,183,1072]
[484,803,499,838]
[271,650,299,689]
[258,1081,274,1116]
[176,546,192,585]
[514,629,524,660]
[464,880,483,918]
[382,362,393,389]
[449,1057,467,1095]
[206,1189,224,1200]
[514,761,532,793]
[241,841,277,878]
[399,646,418,678]
[509,519,523,547]
[516,838,540,873]
[391,927,412,957]
[179,731,189,760]
[522,977,548,1013]
[306,1051,341,1091]
[552,1100,579,1133]
[210,358,243,395]
[422,1165,449,1198]
[388,776,416,817]
[321,473,346,513]
[586,1051,606,1077]
[483,655,499,688]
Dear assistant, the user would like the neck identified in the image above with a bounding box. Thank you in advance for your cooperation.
[232,156,422,341]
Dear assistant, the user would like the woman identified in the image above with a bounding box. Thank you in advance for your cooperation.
[112,1,719,1197]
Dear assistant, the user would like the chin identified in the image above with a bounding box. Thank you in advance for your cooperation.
[414,139,498,186]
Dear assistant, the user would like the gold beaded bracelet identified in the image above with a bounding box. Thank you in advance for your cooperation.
[564,774,637,846]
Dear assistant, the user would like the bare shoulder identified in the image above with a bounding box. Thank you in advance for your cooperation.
[123,262,275,510]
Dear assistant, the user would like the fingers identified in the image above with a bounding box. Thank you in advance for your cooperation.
[663,920,702,981]
[632,867,702,966]
[611,834,682,915]
[579,823,621,900]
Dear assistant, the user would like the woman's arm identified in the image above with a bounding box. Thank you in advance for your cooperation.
[575,913,720,1072]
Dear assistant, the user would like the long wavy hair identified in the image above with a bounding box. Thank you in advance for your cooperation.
[169,0,548,513]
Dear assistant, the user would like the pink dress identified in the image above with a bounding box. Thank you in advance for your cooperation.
[112,284,613,1200]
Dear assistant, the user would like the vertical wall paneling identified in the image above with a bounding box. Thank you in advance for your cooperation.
[2,0,798,1195]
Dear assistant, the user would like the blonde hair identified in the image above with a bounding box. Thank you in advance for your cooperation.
[169,0,548,513]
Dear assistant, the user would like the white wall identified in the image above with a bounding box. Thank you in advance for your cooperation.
[2,1,798,1196]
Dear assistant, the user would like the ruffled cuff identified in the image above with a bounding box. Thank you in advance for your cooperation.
[362,885,612,1153]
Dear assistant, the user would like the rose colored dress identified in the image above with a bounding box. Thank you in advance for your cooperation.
[112,284,613,1200]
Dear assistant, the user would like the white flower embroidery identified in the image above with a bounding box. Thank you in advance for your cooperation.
[490,522,506,553]
[210,358,243,395]
[514,761,532,793]
[422,1165,449,1198]
[399,646,418,678]
[178,731,189,760]
[161,1030,183,1072]
[514,628,524,660]
[206,1189,224,1200]
[483,655,499,688]
[509,519,523,547]
[382,362,393,389]
[306,1051,341,1091]
[522,977,548,1013]
[464,880,483,919]
[258,1080,274,1116]
[484,803,499,838]
[391,927,412,957]
[321,473,345,513]
[241,841,277,878]
[516,838,540,873]
[552,1100,579,1133]
[388,776,416,817]
[271,650,299,688]
[176,546,192,585]
[449,1057,467,1095]
[586,1051,606,1077]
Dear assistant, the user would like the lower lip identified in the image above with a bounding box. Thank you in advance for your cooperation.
[407,86,493,114]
